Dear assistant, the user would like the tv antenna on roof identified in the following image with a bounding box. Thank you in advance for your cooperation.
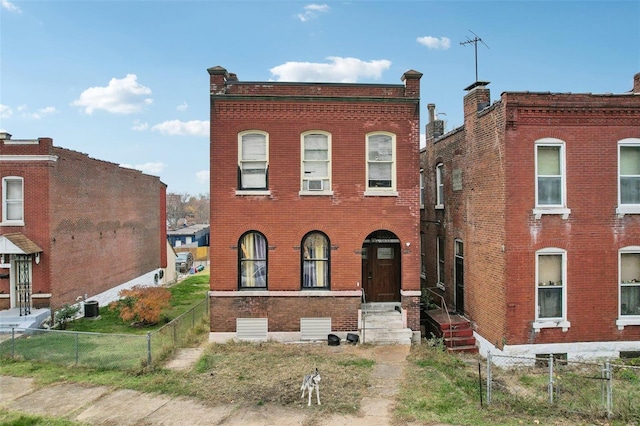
[460,30,489,82]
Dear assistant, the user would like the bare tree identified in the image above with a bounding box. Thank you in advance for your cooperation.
[166,192,190,229]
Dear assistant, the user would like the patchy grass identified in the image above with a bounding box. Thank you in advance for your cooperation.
[0,409,83,426]
[65,274,209,334]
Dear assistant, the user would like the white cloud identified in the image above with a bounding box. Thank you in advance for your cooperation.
[270,57,391,83]
[176,101,188,111]
[417,36,451,50]
[26,106,58,120]
[71,74,153,114]
[132,119,148,131]
[1,0,21,13]
[196,170,209,184]
[297,3,329,22]
[420,133,426,148]
[120,162,166,175]
[0,104,13,118]
[151,120,209,136]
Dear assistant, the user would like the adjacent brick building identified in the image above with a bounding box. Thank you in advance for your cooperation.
[421,74,640,359]
[208,66,422,342]
[0,133,168,318]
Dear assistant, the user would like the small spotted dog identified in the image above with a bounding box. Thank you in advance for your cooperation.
[300,368,321,406]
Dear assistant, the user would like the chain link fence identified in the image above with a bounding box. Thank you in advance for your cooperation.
[0,297,209,371]
[486,352,640,422]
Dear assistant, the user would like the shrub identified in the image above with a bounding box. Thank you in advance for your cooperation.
[54,303,80,330]
[112,285,171,326]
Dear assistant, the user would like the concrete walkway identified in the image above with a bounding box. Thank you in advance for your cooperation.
[1,344,412,425]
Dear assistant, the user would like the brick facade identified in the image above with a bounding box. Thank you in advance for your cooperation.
[0,134,167,311]
[209,66,422,338]
[422,74,640,358]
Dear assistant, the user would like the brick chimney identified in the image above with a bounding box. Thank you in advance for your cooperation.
[401,70,423,98]
[207,66,229,95]
[463,81,491,117]
[426,103,445,139]
[634,72,640,93]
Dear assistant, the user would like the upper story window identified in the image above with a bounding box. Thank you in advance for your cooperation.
[302,231,330,289]
[238,131,268,193]
[435,163,444,209]
[420,169,425,209]
[300,132,332,195]
[617,138,640,217]
[533,138,570,219]
[534,248,570,331]
[2,176,24,225]
[365,132,397,196]
[238,231,267,289]
[617,246,640,329]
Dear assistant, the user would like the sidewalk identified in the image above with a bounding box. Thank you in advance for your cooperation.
[0,345,414,425]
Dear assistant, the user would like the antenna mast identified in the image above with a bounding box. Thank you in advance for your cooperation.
[460,30,489,82]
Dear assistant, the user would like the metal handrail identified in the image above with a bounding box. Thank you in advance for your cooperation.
[424,287,456,348]
[360,287,367,344]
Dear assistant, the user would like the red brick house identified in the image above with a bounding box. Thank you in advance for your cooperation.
[421,74,640,359]
[208,66,422,343]
[0,132,168,327]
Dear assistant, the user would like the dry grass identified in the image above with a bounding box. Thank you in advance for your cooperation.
[184,341,376,413]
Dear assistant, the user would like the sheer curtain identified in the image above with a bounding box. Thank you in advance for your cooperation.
[240,232,267,288]
[303,233,328,288]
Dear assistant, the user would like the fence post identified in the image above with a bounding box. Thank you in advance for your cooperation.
[486,351,492,405]
[605,360,612,418]
[75,332,79,365]
[548,354,555,404]
[147,332,152,367]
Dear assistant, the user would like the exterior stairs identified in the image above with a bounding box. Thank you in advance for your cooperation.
[423,308,478,354]
[360,302,413,345]
[0,308,51,333]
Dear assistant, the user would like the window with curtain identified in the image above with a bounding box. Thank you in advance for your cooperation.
[2,176,24,223]
[302,132,330,192]
[437,236,445,287]
[620,250,640,316]
[239,231,267,289]
[302,232,329,288]
[619,144,640,205]
[436,163,444,207]
[239,132,268,190]
[367,133,395,190]
[536,251,565,319]
[536,144,563,206]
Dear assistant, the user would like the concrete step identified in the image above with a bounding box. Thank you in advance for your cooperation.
[362,327,413,345]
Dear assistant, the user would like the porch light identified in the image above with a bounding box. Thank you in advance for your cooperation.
[35,252,40,264]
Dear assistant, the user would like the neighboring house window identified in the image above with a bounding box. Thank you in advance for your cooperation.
[302,231,329,288]
[617,247,640,329]
[301,132,331,194]
[420,169,425,209]
[534,248,570,331]
[420,231,426,279]
[238,131,268,191]
[365,132,396,195]
[437,236,445,290]
[435,163,444,208]
[239,231,267,289]
[533,139,570,219]
[617,138,640,216]
[2,176,24,224]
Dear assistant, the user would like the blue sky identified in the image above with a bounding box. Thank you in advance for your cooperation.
[1,1,638,195]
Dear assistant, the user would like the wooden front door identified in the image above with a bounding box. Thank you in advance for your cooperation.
[362,242,401,302]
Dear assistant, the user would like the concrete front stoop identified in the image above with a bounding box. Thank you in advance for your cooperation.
[360,303,413,345]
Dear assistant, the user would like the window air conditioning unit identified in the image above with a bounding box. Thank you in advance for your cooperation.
[308,180,323,191]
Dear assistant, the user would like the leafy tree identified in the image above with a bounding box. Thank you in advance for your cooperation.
[112,285,171,326]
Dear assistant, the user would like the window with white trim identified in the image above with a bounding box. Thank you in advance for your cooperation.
[301,132,331,194]
[617,139,640,216]
[302,231,330,289]
[533,139,570,219]
[2,176,24,224]
[437,236,445,290]
[238,131,268,191]
[619,247,640,318]
[534,248,570,331]
[239,231,267,289]
[420,169,425,208]
[435,163,444,208]
[365,132,396,195]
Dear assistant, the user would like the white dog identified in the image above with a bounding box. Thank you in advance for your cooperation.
[300,368,321,406]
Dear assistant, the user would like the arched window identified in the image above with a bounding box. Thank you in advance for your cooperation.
[238,231,267,289]
[301,232,330,288]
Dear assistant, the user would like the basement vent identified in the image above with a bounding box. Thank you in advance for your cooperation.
[300,317,331,340]
[236,318,268,341]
